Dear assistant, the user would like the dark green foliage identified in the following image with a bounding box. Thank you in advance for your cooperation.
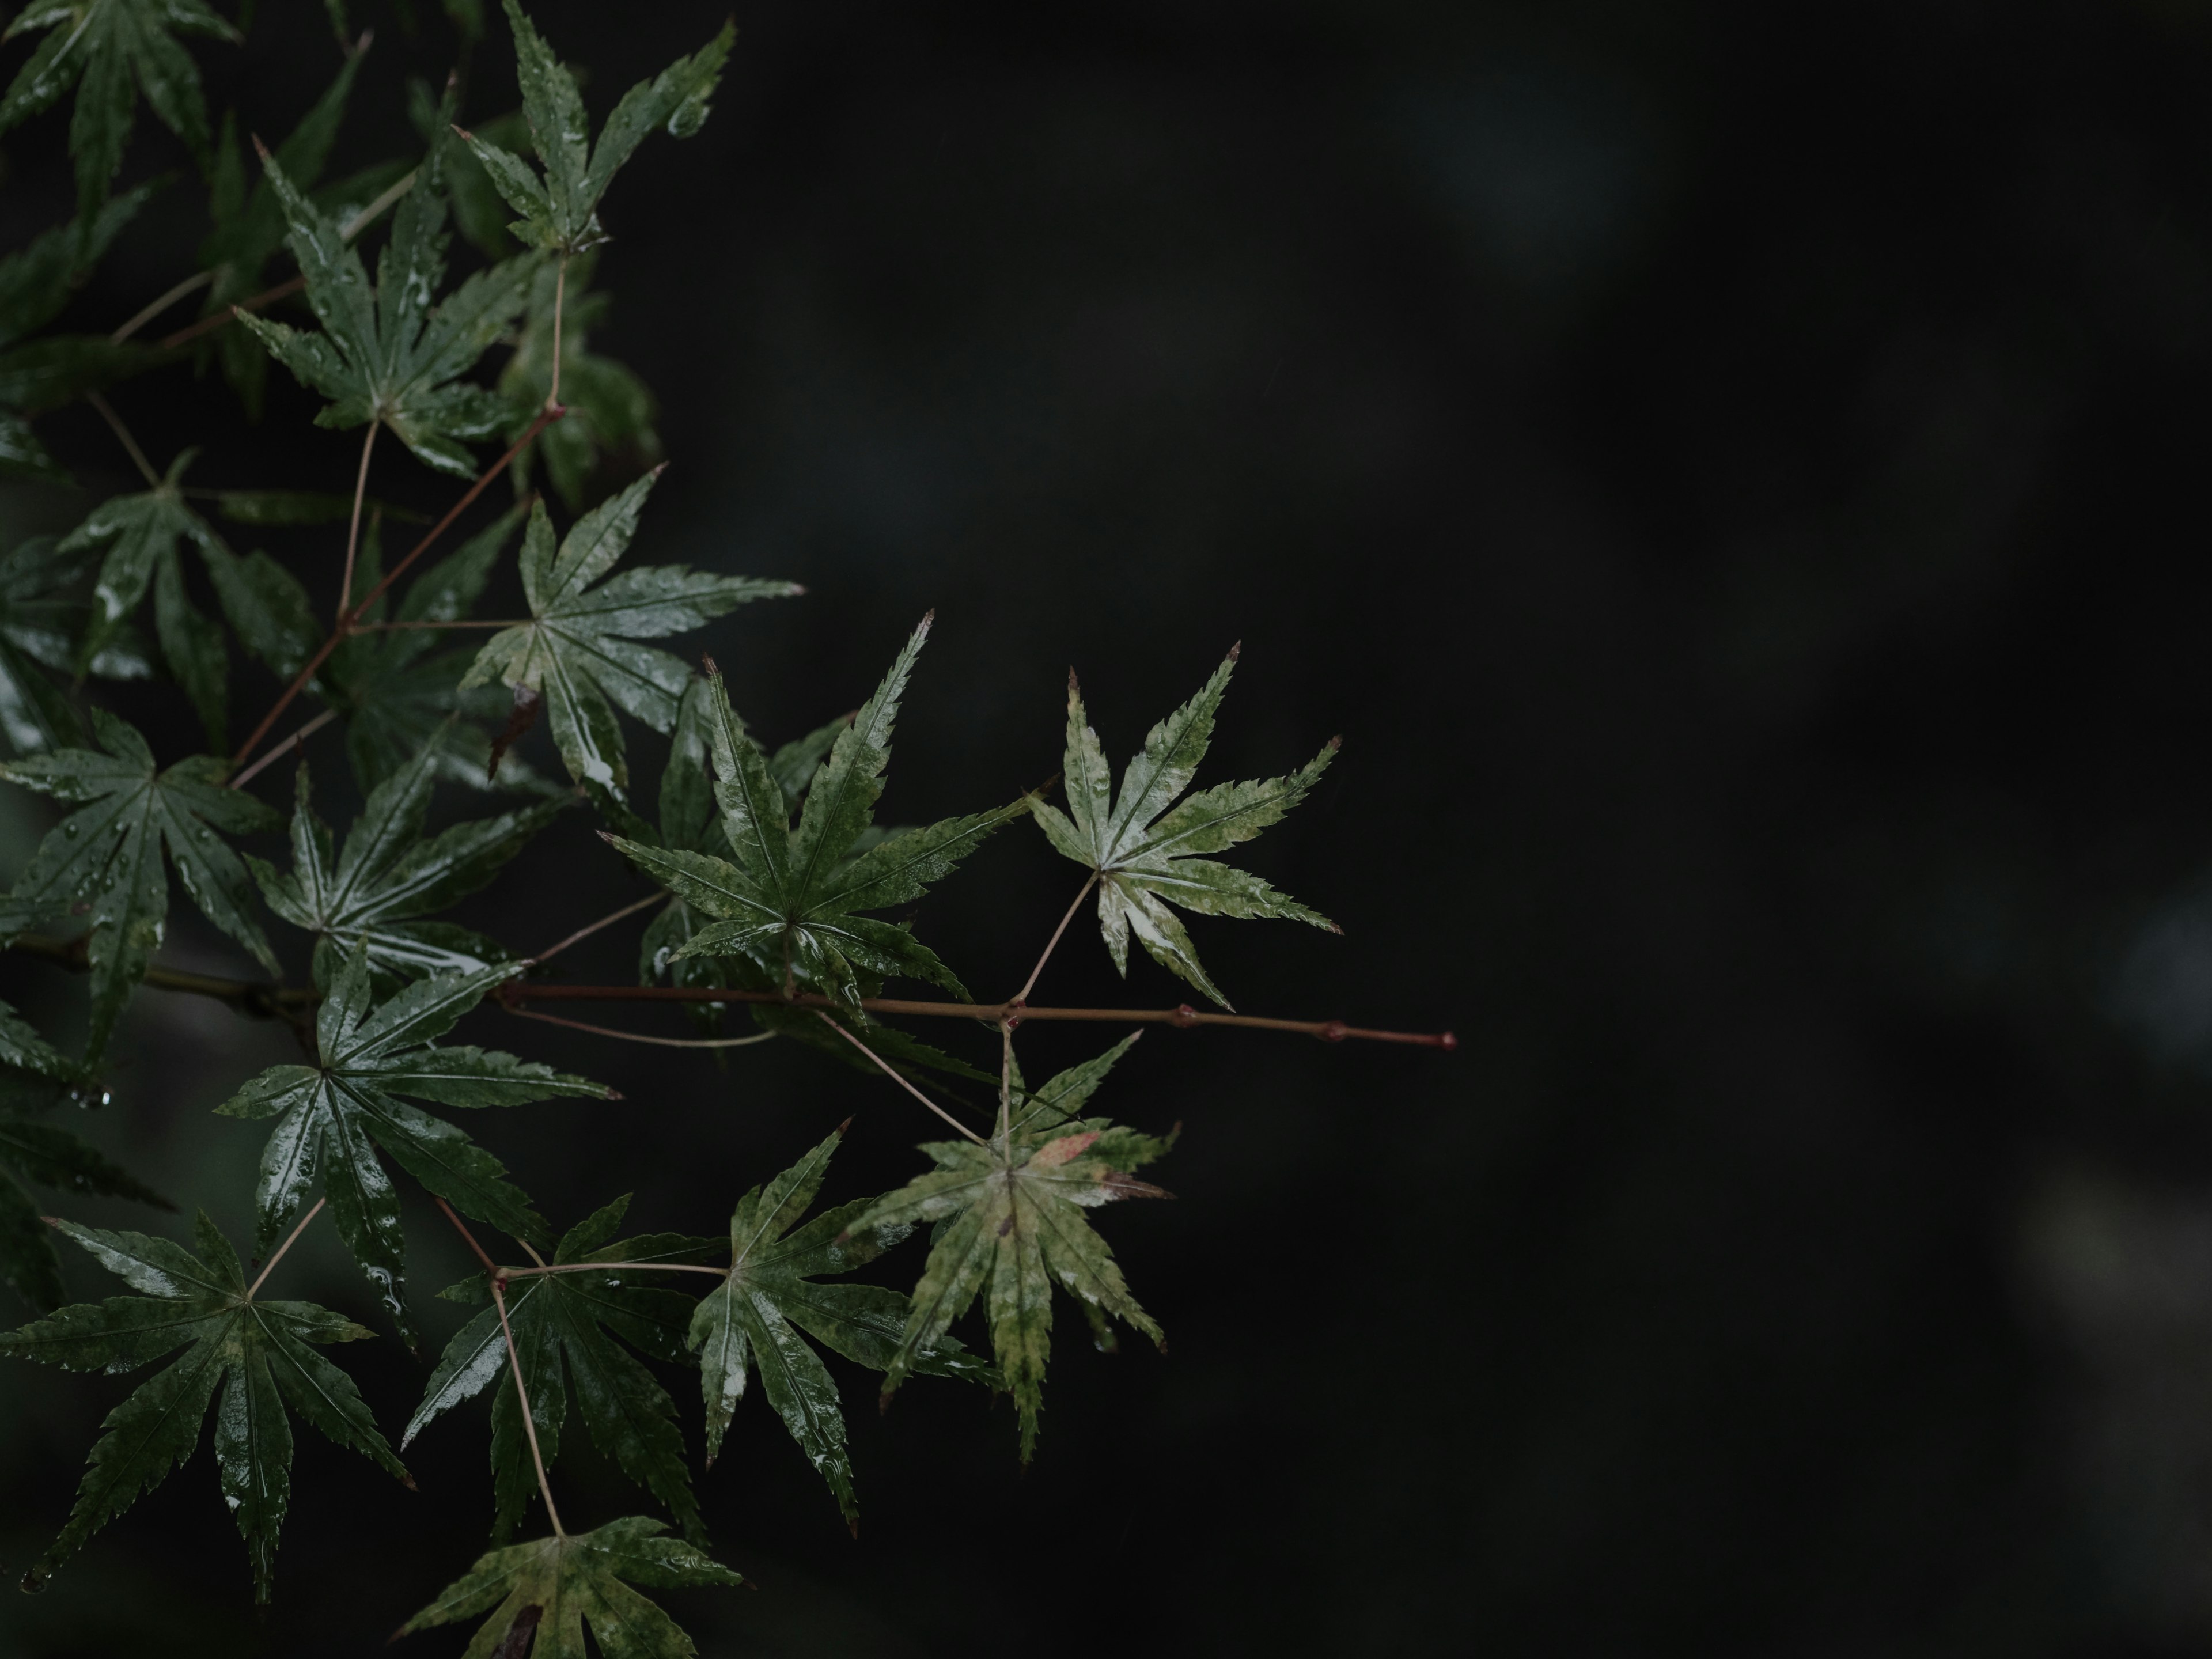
[501,253,662,509]
[0,999,168,1310]
[0,0,237,215]
[0,188,156,480]
[58,448,324,747]
[316,505,555,792]
[0,710,281,1059]
[688,1125,994,1525]
[198,52,410,420]
[214,950,611,1339]
[407,1195,716,1541]
[240,127,539,476]
[248,745,563,985]
[608,627,1025,1007]
[0,1213,407,1600]
[0,7,1345,1644]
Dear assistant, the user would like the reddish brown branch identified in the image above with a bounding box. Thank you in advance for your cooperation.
[229,409,563,775]
[498,980,1455,1050]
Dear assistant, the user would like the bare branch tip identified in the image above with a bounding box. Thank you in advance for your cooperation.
[1440,1031,1459,1051]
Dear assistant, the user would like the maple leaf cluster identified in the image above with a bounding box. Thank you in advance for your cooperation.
[0,3,1384,1653]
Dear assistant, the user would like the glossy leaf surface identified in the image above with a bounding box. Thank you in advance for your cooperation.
[396,1514,743,1658]
[686,1124,993,1525]
[0,1212,406,1600]
[238,136,537,476]
[406,1194,713,1541]
[851,1036,1170,1459]
[247,745,562,985]
[608,626,1022,1007]
[1032,648,1339,1008]
[463,1,732,255]
[0,710,281,1059]
[214,950,609,1339]
[457,474,796,800]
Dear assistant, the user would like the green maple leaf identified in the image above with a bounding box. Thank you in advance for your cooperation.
[688,1123,993,1528]
[1032,647,1339,1009]
[247,743,563,987]
[0,536,111,756]
[59,448,321,748]
[214,950,611,1340]
[238,131,540,477]
[851,1035,1171,1460]
[499,252,662,510]
[607,623,1024,1008]
[395,1514,744,1659]
[456,472,798,801]
[406,1194,716,1541]
[462,1,732,256]
[0,187,157,481]
[0,710,280,1061]
[199,52,409,420]
[0,1212,409,1601]
[0,998,168,1310]
[633,680,868,1036]
[0,0,237,216]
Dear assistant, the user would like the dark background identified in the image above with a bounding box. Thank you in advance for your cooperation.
[3,0,2212,1652]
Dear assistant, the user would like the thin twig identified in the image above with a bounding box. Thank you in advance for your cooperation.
[246,1197,326,1298]
[998,1018,1014,1145]
[491,1276,565,1536]
[502,1260,730,1280]
[506,1005,777,1049]
[1012,872,1096,1008]
[13,934,317,1022]
[110,270,211,344]
[528,892,671,965]
[506,981,1458,1050]
[154,169,419,351]
[816,1012,988,1143]
[349,618,522,632]
[228,706,339,790]
[230,407,564,775]
[85,393,159,488]
[336,421,380,630]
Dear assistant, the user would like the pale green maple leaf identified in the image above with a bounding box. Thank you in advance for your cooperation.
[1032,646,1339,1008]
[461,1,731,256]
[395,1515,744,1659]
[850,1035,1171,1460]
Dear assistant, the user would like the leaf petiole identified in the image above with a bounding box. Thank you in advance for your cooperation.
[244,1196,325,1299]
[816,1013,988,1145]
